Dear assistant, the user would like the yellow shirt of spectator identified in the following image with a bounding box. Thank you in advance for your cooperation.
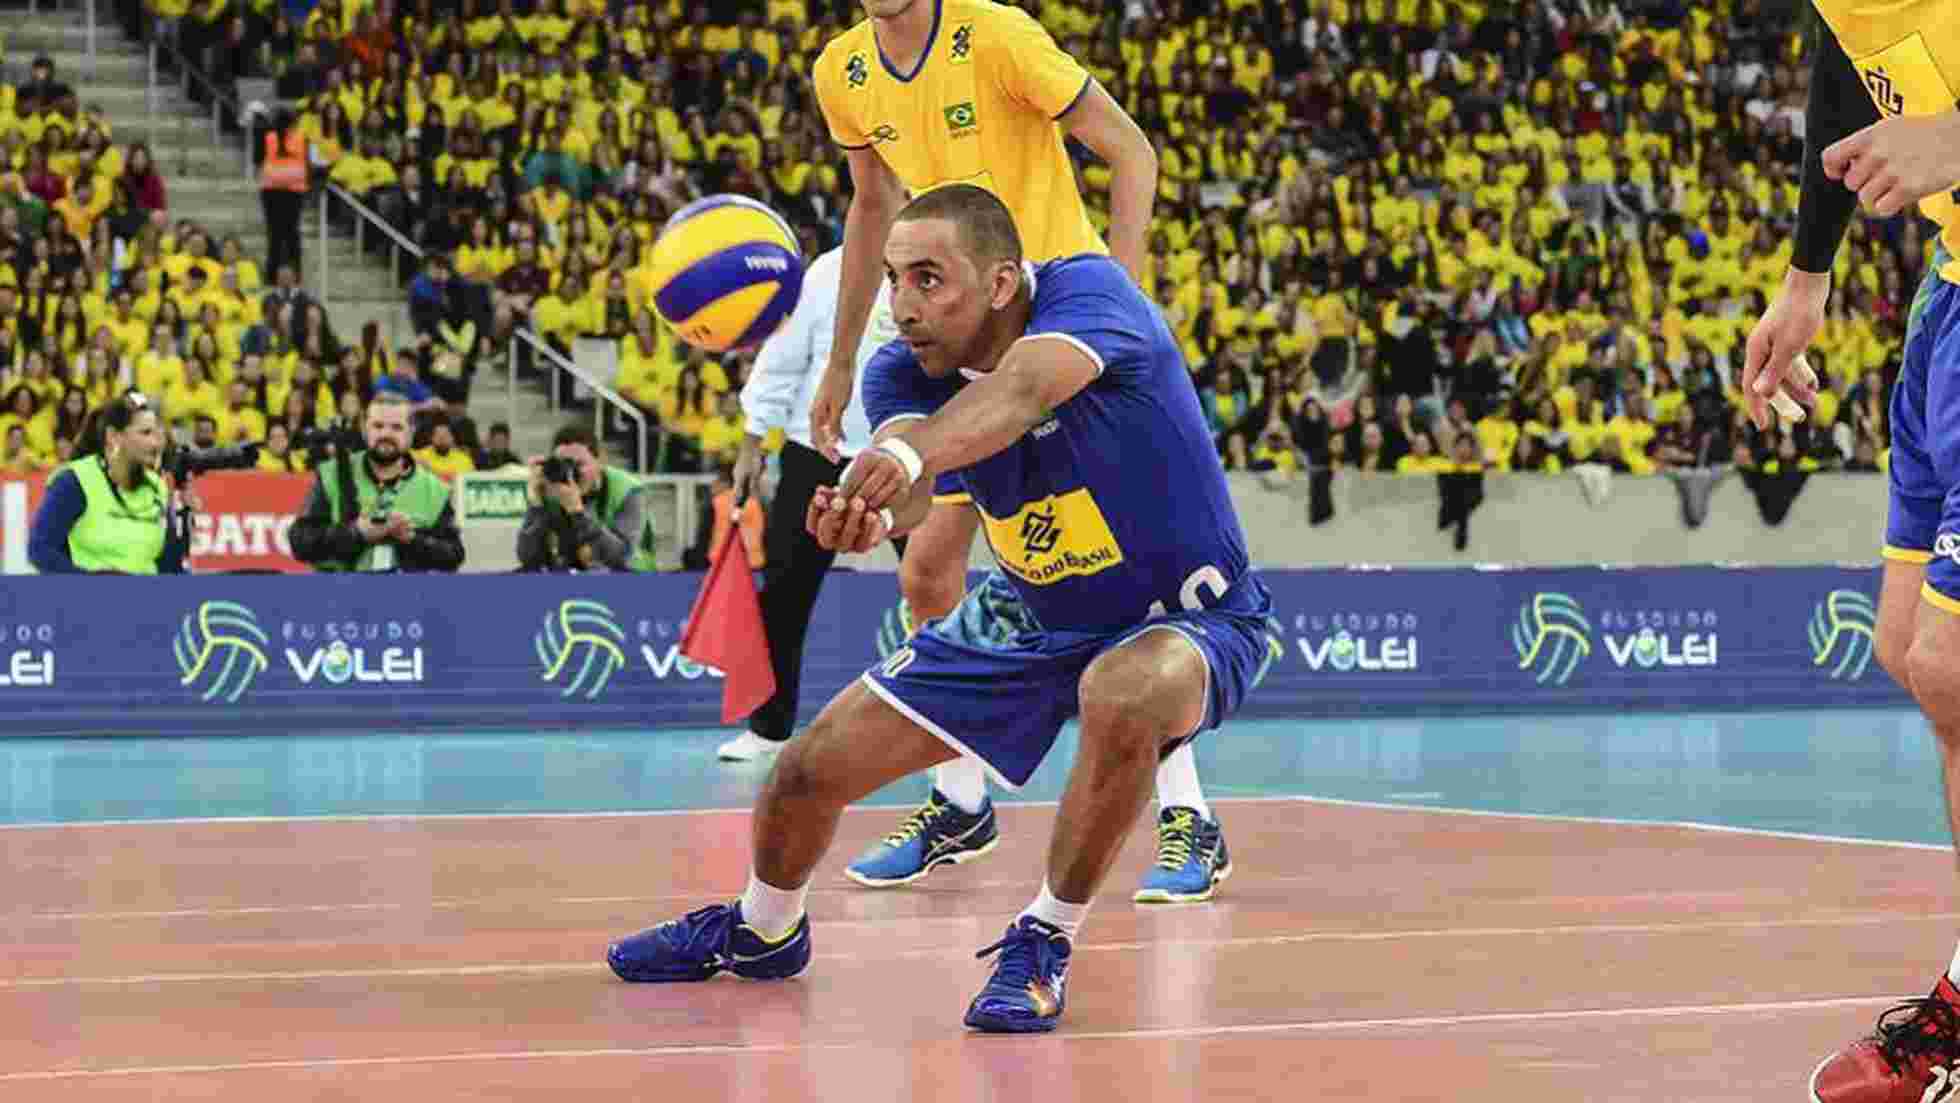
[813,0,1106,265]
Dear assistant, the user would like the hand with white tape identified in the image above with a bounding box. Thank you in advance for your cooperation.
[1765,352,1819,428]
[835,438,921,513]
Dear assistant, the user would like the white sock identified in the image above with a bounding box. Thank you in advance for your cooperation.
[1019,881,1089,940]
[1947,937,1960,986]
[1155,742,1210,820]
[739,871,808,943]
[934,756,989,814]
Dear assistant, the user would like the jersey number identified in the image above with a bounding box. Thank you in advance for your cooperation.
[1147,565,1229,619]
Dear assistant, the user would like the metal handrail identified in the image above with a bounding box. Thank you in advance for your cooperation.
[511,329,650,474]
[144,27,254,181]
[320,184,651,473]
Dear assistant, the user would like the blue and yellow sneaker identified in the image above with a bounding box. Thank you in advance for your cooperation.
[1132,806,1232,903]
[844,788,1000,887]
[963,916,1072,1033]
[606,903,811,982]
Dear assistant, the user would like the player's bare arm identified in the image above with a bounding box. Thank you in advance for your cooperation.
[1825,108,1960,219]
[1058,80,1158,286]
[811,147,910,460]
[838,336,1099,516]
[1744,24,1877,430]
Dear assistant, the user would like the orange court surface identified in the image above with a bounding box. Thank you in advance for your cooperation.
[2,713,1952,1101]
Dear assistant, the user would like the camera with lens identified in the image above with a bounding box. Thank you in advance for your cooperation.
[540,456,577,485]
[163,441,260,482]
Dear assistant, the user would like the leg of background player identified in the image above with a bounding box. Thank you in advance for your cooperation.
[845,500,1000,886]
[964,628,1208,1033]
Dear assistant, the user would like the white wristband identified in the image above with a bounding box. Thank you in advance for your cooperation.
[875,438,925,487]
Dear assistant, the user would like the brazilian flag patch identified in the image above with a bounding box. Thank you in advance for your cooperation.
[943,101,978,135]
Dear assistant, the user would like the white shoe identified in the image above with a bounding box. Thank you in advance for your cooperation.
[716,731,783,762]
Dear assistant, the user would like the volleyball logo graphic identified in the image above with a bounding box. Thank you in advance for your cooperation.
[648,194,804,353]
[535,599,627,700]
[319,640,357,685]
[1809,588,1877,681]
[876,598,917,660]
[1513,592,1592,687]
[173,600,270,704]
[1327,629,1359,672]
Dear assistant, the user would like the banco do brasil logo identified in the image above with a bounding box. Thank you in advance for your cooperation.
[535,599,626,699]
[175,600,270,703]
[1513,592,1591,687]
[1809,588,1876,681]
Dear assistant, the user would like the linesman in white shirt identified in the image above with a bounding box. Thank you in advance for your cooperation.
[715,248,909,762]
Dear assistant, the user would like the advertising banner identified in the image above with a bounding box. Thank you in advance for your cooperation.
[0,566,1908,737]
[1,471,313,574]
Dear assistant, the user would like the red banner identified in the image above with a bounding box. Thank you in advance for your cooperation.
[1,470,315,573]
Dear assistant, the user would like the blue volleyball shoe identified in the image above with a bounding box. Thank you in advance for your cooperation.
[964,916,1073,1033]
[606,903,811,982]
[845,788,1000,887]
[1132,806,1232,903]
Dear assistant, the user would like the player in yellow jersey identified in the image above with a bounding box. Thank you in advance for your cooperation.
[799,0,1230,904]
[1743,4,1960,1100]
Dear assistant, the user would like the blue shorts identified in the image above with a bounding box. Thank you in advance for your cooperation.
[860,570,1282,789]
[931,471,969,506]
[1883,244,1960,611]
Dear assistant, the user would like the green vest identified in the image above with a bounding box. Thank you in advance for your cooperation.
[65,456,168,574]
[316,450,453,572]
[543,465,656,571]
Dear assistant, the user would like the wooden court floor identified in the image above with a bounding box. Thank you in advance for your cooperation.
[5,796,1954,1101]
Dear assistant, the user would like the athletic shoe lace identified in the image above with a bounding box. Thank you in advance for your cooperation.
[883,794,947,846]
[975,920,1060,990]
[659,904,735,959]
[1872,992,1960,1075]
[1153,808,1198,870]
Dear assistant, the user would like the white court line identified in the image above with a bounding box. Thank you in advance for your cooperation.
[0,994,1910,1082]
[1292,795,1955,852]
[0,796,1301,831]
[6,911,1955,990]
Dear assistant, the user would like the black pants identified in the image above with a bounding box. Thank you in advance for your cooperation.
[261,189,304,280]
[747,440,907,742]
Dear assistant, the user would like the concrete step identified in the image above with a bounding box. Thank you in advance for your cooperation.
[4,19,143,54]
[29,49,151,85]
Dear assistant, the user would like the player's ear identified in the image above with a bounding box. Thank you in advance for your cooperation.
[987,259,1020,311]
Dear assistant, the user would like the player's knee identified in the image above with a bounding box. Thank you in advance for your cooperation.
[1906,628,1960,740]
[1077,640,1203,756]
[898,549,963,621]
[1876,622,1915,693]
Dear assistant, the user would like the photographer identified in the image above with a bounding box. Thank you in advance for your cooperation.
[27,392,191,574]
[288,393,465,573]
[515,424,648,573]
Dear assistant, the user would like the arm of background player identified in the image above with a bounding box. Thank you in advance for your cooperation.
[843,335,1100,512]
[1061,81,1158,286]
[1791,24,1878,277]
[818,149,909,422]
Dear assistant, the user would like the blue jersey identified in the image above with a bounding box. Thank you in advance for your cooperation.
[863,255,1256,633]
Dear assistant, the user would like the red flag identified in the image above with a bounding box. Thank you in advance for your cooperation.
[679,534,777,724]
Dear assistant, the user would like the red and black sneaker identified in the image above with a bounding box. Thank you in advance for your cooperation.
[1812,976,1960,1102]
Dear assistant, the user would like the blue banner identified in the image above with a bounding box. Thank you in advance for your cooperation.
[0,566,1906,737]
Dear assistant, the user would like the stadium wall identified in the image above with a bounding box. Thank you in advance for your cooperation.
[0,566,1904,738]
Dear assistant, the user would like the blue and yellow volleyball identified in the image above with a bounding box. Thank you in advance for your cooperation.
[648,194,804,353]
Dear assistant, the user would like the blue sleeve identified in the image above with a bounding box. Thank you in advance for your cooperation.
[1024,257,1159,389]
[27,469,84,574]
[860,341,939,438]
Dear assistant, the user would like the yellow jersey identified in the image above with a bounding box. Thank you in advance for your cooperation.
[1812,0,1960,281]
[812,0,1104,263]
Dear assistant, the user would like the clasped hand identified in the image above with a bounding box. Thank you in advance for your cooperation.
[805,449,910,553]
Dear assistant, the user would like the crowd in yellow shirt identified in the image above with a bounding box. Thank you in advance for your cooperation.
[181,0,1914,485]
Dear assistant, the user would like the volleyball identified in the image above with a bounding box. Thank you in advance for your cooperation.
[648,194,805,353]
